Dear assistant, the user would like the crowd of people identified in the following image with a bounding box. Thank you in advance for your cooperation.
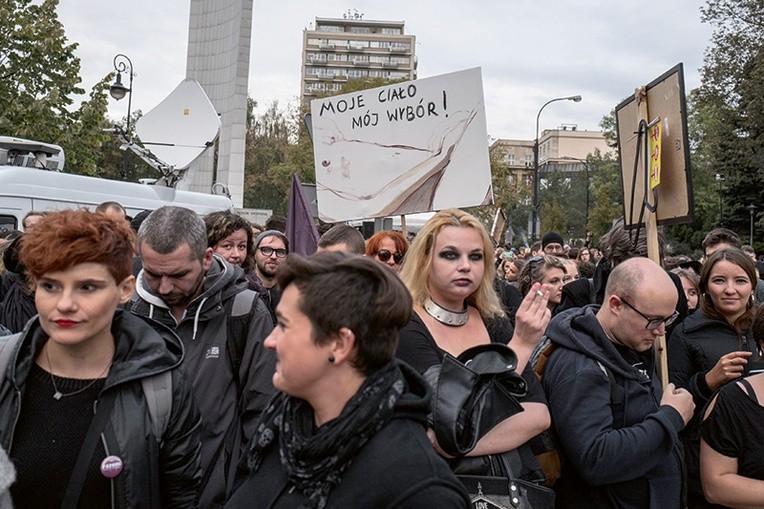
[0,204,762,508]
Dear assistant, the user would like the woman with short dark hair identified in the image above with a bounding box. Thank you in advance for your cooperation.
[204,210,254,271]
[227,252,468,508]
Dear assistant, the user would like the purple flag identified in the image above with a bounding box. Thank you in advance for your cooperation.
[286,173,319,256]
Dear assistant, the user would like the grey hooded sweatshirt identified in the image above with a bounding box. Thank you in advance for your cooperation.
[130,254,275,508]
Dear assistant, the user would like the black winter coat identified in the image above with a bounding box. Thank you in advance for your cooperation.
[668,309,757,406]
[225,362,469,509]
[543,306,686,509]
[668,309,757,507]
[0,311,202,508]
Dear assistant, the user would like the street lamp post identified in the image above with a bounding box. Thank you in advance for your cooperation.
[532,95,582,240]
[715,173,725,226]
[560,156,590,235]
[109,54,134,181]
[748,204,757,245]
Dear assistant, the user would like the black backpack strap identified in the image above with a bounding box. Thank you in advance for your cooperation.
[596,361,625,429]
[225,290,258,402]
[62,395,116,509]
[141,370,173,443]
[738,378,759,404]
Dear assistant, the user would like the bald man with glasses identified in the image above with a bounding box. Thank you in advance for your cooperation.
[540,257,694,509]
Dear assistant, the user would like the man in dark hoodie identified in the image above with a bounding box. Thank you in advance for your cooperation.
[542,257,695,508]
[130,206,275,508]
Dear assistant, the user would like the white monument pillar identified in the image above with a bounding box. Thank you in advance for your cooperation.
[183,0,252,207]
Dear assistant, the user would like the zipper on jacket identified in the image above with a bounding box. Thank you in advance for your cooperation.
[8,387,21,451]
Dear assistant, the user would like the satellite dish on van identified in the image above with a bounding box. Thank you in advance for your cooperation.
[135,78,220,170]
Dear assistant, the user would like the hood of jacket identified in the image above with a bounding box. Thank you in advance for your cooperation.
[547,304,653,383]
[391,358,432,426]
[10,310,183,392]
[133,254,248,337]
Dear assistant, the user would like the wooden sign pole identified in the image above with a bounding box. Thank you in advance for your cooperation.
[635,86,668,387]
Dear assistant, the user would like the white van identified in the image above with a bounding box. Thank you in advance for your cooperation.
[0,166,234,231]
[0,136,235,231]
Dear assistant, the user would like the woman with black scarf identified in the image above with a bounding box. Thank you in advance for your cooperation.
[226,252,469,509]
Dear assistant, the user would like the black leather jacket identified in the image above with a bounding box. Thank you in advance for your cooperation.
[0,311,202,508]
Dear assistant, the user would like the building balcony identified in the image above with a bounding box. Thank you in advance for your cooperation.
[318,43,336,51]
[308,59,328,66]
[352,59,370,67]
[348,43,367,51]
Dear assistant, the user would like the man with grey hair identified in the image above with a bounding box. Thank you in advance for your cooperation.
[130,206,275,508]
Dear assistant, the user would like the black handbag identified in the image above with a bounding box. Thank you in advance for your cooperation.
[457,451,555,509]
[426,343,528,457]
[427,343,555,509]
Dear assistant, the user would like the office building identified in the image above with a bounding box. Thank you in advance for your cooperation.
[301,13,417,107]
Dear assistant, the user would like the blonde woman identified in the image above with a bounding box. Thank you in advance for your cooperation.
[395,208,551,479]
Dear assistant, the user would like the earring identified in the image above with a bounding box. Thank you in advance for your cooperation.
[328,355,335,363]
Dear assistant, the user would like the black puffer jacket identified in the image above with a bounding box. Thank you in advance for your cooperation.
[668,310,756,406]
[668,309,757,507]
[0,311,202,508]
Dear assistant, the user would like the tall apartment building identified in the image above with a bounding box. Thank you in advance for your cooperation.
[300,14,417,107]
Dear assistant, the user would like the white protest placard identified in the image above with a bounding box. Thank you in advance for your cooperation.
[310,67,492,222]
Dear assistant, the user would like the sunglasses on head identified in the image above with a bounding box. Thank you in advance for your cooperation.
[376,249,404,264]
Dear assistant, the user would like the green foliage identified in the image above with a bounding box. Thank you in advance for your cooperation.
[0,0,113,177]
[0,0,83,140]
[587,150,624,240]
[58,75,112,175]
[693,0,764,250]
[465,143,533,243]
[244,100,293,213]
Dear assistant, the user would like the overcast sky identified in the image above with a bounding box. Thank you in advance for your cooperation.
[57,1,714,141]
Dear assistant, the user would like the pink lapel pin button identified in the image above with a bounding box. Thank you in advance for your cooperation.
[100,455,123,478]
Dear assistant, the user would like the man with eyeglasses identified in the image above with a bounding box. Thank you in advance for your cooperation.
[540,257,695,509]
[251,230,290,325]
[541,231,565,256]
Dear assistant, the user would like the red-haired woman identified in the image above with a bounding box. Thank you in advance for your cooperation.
[0,210,201,508]
[365,230,408,272]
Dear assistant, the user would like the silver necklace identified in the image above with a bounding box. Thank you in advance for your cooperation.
[424,298,469,327]
[45,344,111,400]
